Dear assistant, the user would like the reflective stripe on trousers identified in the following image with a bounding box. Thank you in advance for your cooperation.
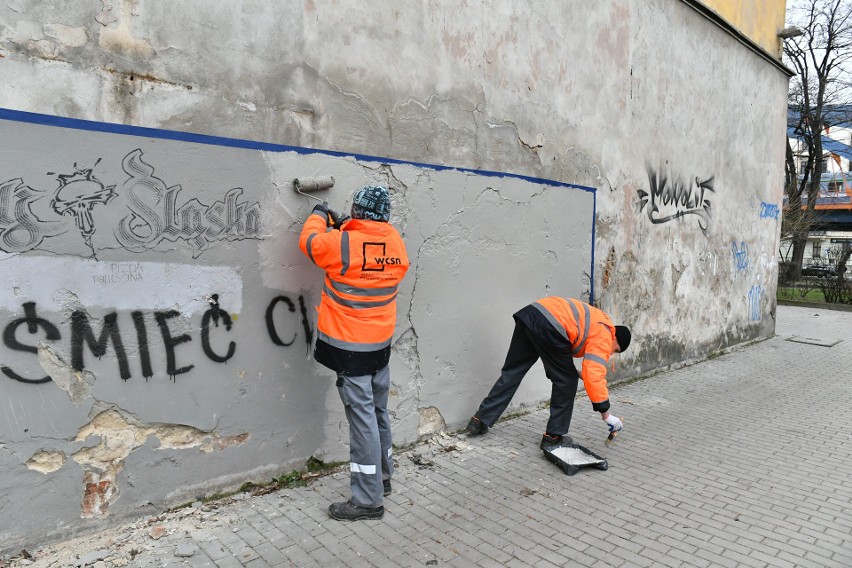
[336,365,393,508]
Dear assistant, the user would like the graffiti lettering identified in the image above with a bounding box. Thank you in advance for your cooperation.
[0,179,63,252]
[201,294,236,363]
[638,168,715,235]
[72,311,131,381]
[759,202,780,220]
[3,294,312,383]
[1,302,61,383]
[92,263,144,285]
[265,294,313,355]
[0,150,262,256]
[131,311,153,379]
[266,296,298,347]
[155,310,195,380]
[748,285,762,321]
[92,274,143,285]
[732,242,749,272]
[298,295,312,356]
[116,150,261,256]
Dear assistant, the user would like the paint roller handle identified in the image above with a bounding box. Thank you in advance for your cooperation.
[310,201,334,226]
[327,207,342,228]
[310,201,347,228]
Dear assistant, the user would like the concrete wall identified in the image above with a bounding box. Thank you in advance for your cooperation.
[0,0,789,551]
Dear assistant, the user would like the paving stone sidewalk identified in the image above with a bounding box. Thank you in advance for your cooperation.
[3,305,851,568]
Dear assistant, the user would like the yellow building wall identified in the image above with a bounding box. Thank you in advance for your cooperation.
[701,0,788,56]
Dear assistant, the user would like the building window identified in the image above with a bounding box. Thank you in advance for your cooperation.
[813,242,821,258]
[828,180,844,194]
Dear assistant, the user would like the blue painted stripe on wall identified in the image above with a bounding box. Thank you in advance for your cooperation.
[0,107,595,192]
[0,106,598,301]
[592,198,597,304]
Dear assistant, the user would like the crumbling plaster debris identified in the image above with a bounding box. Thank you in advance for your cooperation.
[174,541,196,557]
[417,407,446,440]
[5,433,476,567]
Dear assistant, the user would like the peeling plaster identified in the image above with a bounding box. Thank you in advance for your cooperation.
[97,1,154,60]
[39,343,94,405]
[602,246,616,290]
[417,406,446,440]
[28,39,59,59]
[43,24,88,48]
[95,0,120,27]
[391,328,423,421]
[44,408,251,518]
[26,450,67,474]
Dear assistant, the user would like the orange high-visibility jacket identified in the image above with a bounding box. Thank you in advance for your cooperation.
[532,296,616,410]
[299,212,409,374]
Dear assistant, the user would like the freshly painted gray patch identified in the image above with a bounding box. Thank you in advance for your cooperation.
[0,111,593,551]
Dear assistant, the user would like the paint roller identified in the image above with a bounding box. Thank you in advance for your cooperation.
[293,176,335,203]
[293,176,342,226]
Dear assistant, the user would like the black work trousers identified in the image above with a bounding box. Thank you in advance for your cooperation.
[474,318,580,436]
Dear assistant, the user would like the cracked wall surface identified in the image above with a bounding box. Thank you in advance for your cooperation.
[0,0,788,553]
[0,113,595,552]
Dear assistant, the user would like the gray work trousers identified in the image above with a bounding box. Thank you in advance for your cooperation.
[336,365,393,508]
[474,319,580,436]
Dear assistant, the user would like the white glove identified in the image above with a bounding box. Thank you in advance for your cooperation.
[603,414,623,433]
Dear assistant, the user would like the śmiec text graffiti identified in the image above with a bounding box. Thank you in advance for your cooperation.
[2,295,311,384]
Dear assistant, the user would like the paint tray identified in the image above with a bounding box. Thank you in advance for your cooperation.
[542,442,608,476]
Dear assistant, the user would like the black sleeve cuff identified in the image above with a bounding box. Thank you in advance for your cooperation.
[592,400,610,413]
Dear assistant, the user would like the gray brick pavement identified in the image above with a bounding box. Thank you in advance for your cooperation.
[4,305,852,568]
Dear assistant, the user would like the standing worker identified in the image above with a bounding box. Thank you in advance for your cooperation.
[465,296,631,448]
[299,185,409,521]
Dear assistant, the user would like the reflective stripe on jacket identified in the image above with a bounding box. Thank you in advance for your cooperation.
[299,212,409,373]
[532,296,616,410]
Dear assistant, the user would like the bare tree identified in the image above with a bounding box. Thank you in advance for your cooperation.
[783,0,852,280]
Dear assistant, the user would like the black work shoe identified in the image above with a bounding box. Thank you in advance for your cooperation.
[540,433,572,449]
[383,479,392,496]
[465,416,488,436]
[328,500,384,521]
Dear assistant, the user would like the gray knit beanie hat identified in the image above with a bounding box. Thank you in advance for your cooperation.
[351,185,391,222]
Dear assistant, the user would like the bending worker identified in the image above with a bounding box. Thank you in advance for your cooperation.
[465,296,631,449]
[299,185,409,521]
